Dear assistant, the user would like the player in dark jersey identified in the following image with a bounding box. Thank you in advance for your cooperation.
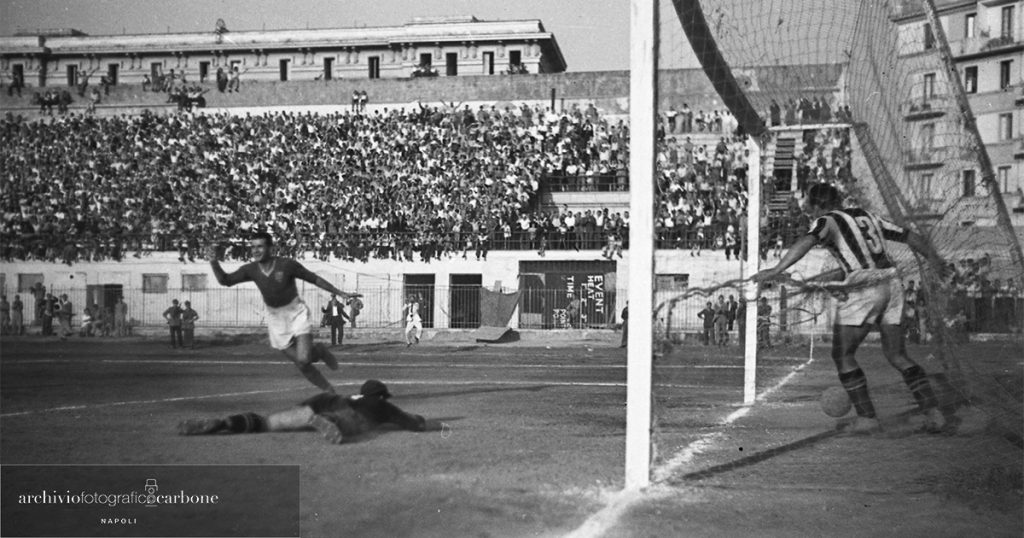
[753,183,951,434]
[208,232,361,393]
[176,380,431,444]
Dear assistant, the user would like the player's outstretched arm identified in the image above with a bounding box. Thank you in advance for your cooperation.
[752,234,819,283]
[312,276,361,301]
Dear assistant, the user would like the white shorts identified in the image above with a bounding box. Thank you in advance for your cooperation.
[834,268,903,326]
[266,297,313,350]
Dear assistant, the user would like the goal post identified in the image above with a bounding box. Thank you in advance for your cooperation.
[624,0,657,491]
[743,138,762,405]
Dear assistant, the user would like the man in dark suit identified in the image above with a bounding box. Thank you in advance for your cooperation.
[322,294,349,347]
[726,295,739,332]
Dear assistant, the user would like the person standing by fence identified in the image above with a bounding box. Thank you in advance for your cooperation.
[322,294,349,347]
[163,299,184,349]
[41,293,55,336]
[698,301,715,346]
[114,297,128,337]
[347,296,363,329]
[0,295,10,335]
[619,302,628,348]
[11,295,24,336]
[182,301,199,349]
[57,294,74,340]
[403,294,423,347]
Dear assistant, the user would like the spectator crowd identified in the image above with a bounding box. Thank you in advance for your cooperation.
[1,102,646,264]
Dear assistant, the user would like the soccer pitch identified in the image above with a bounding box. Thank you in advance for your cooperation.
[2,336,1019,537]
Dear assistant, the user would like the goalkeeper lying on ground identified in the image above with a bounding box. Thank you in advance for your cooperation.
[177,380,430,444]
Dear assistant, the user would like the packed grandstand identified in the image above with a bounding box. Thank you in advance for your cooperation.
[0,94,852,265]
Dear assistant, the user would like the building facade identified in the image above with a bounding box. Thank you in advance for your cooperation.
[0,16,566,88]
[894,0,1024,207]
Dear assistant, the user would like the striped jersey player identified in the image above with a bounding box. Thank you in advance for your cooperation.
[753,183,953,434]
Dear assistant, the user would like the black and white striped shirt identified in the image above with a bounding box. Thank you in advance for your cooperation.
[807,208,907,273]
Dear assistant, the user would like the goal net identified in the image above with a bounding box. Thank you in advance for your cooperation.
[645,0,1023,489]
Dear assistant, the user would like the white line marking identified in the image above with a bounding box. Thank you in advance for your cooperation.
[563,355,817,538]
[0,379,720,418]
[0,387,307,417]
[9,359,756,370]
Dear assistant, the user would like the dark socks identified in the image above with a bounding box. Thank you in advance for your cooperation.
[838,368,876,418]
[900,365,938,411]
[225,412,266,433]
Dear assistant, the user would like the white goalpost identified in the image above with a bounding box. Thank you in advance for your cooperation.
[625,0,764,490]
[743,138,762,405]
[624,0,657,491]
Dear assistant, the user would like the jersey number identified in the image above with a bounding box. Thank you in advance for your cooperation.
[854,216,884,254]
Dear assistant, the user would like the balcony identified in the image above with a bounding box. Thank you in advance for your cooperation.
[904,148,946,171]
[902,95,949,121]
[957,36,990,56]
[955,33,1024,60]
[983,34,1019,52]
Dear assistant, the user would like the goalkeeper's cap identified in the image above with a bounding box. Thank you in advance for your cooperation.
[360,379,391,399]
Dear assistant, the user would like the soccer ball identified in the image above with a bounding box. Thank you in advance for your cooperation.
[820,386,852,417]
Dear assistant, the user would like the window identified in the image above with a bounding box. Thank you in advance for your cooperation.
[150,62,163,81]
[323,57,333,81]
[17,274,44,293]
[964,65,978,93]
[1000,60,1013,90]
[279,59,290,81]
[483,51,494,75]
[419,53,432,67]
[182,274,207,291]
[924,23,935,50]
[199,61,210,82]
[143,274,168,294]
[1002,5,1015,39]
[509,50,522,67]
[997,166,1012,193]
[923,73,936,100]
[368,56,380,79]
[918,173,934,199]
[998,113,1014,141]
[920,123,935,156]
[66,64,78,87]
[445,52,458,76]
[963,169,977,197]
[106,63,118,85]
[965,13,976,39]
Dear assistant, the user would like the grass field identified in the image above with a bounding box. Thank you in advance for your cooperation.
[1,334,1021,537]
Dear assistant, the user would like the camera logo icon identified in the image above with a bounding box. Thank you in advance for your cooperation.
[144,478,158,507]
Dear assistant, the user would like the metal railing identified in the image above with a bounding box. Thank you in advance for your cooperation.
[541,173,630,192]
[10,284,1020,336]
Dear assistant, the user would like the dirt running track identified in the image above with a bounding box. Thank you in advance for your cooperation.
[1,336,1021,537]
